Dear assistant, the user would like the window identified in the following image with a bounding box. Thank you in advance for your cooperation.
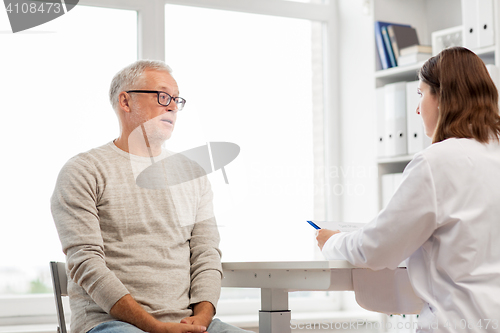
[0,5,137,294]
[164,4,319,262]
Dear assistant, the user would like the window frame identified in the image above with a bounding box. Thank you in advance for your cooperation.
[0,0,342,325]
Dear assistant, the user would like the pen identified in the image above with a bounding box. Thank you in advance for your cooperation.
[306,220,321,230]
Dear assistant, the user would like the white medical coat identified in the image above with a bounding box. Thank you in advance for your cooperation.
[322,138,500,332]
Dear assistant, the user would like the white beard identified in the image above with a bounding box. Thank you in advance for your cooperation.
[128,106,172,156]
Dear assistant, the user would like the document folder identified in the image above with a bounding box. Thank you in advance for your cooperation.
[478,0,494,48]
[376,87,387,158]
[462,0,479,49]
[406,81,431,154]
[385,82,407,156]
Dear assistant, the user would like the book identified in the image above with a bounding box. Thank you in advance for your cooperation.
[375,21,411,70]
[400,45,432,56]
[387,25,420,63]
[397,52,431,66]
[382,26,397,68]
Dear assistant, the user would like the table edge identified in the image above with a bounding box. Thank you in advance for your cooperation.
[221,260,357,270]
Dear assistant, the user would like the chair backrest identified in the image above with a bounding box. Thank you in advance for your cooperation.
[50,261,68,333]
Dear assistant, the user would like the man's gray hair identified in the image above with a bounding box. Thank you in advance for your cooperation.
[109,60,173,111]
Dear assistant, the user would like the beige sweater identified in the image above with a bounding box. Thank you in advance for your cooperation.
[51,142,222,333]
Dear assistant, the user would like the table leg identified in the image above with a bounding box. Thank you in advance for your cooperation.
[259,288,291,333]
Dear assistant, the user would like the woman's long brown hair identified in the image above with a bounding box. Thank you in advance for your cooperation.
[418,46,500,143]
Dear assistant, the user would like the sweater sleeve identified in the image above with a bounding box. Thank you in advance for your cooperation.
[51,157,129,313]
[188,174,223,310]
[322,153,439,270]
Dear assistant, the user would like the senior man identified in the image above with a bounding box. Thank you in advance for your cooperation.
[51,60,244,333]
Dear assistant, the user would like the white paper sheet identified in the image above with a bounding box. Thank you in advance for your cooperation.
[312,221,366,233]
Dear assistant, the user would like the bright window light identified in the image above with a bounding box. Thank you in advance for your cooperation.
[164,5,317,262]
[0,5,137,294]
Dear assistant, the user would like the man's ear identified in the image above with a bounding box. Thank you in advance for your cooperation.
[118,91,132,113]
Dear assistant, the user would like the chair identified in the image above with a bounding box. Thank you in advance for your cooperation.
[50,261,68,333]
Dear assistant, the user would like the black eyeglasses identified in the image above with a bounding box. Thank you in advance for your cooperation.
[126,90,186,111]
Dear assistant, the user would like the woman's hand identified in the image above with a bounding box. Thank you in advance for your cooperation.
[316,229,340,250]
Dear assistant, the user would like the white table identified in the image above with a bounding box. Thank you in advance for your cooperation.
[221,261,423,333]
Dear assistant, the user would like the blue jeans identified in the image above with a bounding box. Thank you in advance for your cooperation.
[87,318,252,333]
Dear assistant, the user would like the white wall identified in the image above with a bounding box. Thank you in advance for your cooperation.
[337,0,379,224]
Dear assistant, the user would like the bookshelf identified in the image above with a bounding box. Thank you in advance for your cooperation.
[371,0,500,331]
[375,45,496,85]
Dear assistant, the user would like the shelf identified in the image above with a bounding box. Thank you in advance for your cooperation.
[375,45,497,83]
[374,62,422,86]
[377,155,414,164]
[474,45,496,57]
[374,62,423,79]
[474,45,496,64]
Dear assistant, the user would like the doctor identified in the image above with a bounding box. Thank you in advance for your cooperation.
[317,46,500,332]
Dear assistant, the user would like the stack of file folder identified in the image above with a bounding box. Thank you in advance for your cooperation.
[462,0,494,49]
[376,81,432,158]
